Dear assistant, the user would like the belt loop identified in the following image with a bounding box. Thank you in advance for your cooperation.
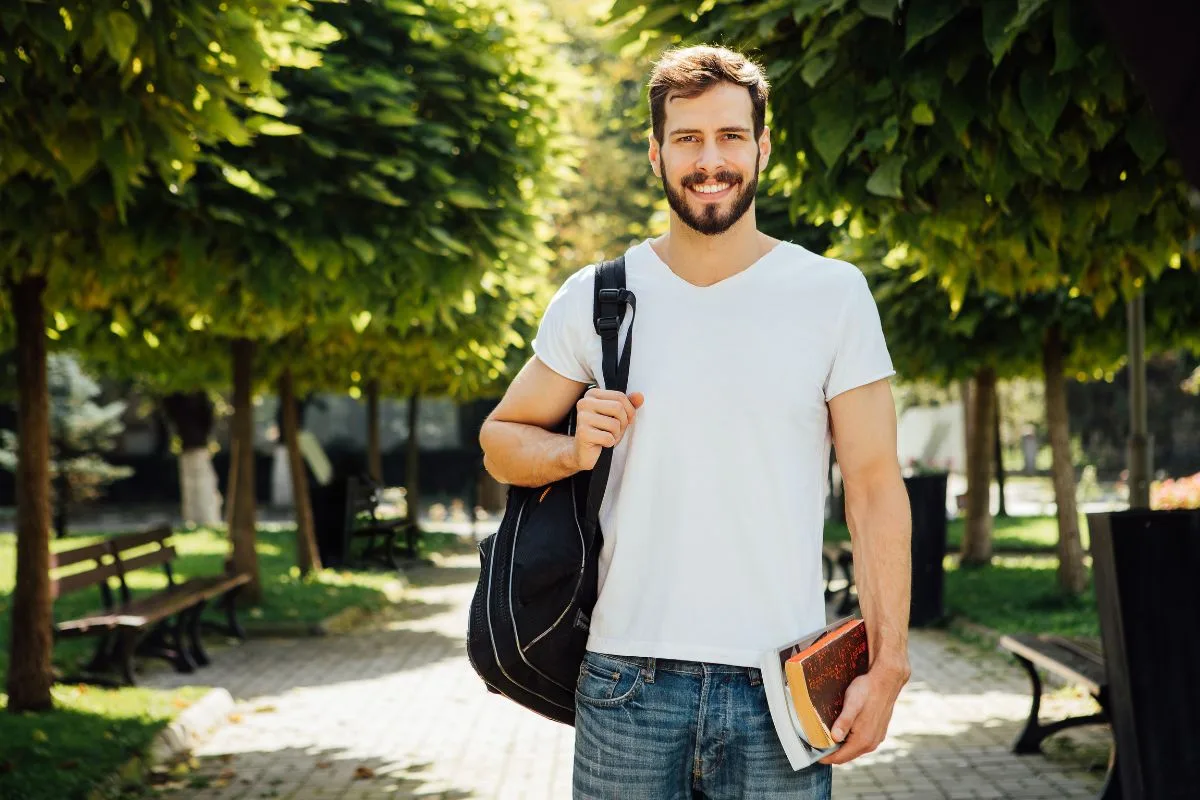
[642,658,656,683]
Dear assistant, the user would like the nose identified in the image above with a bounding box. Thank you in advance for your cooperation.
[695,138,725,174]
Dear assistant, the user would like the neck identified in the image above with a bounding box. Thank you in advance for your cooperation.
[653,208,777,287]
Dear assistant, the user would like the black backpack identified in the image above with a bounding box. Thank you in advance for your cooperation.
[466,256,635,725]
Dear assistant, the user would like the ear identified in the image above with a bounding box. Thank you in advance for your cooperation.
[648,131,661,178]
[758,125,771,172]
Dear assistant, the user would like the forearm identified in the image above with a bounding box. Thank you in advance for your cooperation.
[845,473,912,675]
[480,419,581,488]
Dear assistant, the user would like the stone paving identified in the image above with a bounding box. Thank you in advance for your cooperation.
[145,555,1109,799]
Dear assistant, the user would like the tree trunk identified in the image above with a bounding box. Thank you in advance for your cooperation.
[229,339,262,605]
[162,392,222,526]
[6,276,55,713]
[279,368,321,576]
[367,379,382,483]
[961,367,995,566]
[406,395,420,529]
[994,387,1008,518]
[1043,325,1088,595]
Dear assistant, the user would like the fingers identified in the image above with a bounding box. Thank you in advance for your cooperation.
[580,389,637,424]
[830,677,868,744]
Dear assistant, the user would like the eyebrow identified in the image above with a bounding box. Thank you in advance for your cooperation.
[668,126,753,137]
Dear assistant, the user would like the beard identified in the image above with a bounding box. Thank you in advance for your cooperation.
[661,152,759,236]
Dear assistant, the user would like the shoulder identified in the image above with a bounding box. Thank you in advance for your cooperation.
[773,242,869,288]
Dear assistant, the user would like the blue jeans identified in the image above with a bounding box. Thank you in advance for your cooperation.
[573,651,833,799]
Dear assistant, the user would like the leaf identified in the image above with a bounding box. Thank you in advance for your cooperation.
[1018,69,1070,138]
[810,104,857,169]
[904,0,960,52]
[1051,1,1083,73]
[137,0,152,19]
[1009,0,1051,34]
[911,103,935,125]
[1124,105,1167,168]
[858,0,896,21]
[345,237,376,265]
[866,154,906,198]
[800,52,836,87]
[102,11,138,67]
[445,188,492,209]
[981,0,1019,63]
[256,121,303,136]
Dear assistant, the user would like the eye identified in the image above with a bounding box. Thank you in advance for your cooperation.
[724,133,744,140]
[677,135,697,143]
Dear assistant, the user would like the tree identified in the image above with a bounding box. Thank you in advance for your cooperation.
[614,0,1196,306]
[0,354,134,540]
[0,0,307,713]
[863,246,1200,588]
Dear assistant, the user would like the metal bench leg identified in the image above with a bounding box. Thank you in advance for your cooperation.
[1013,654,1047,754]
[116,629,140,687]
[83,632,117,674]
[1011,655,1109,754]
[170,613,198,673]
[223,586,247,641]
[186,600,211,666]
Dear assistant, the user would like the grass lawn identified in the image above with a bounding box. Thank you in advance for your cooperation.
[0,523,448,800]
[825,514,1100,640]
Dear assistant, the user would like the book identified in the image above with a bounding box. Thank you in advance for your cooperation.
[759,616,870,770]
[785,617,870,748]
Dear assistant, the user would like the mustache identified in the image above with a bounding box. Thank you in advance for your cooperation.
[680,170,742,188]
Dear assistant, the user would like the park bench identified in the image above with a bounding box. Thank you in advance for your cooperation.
[998,633,1117,799]
[51,525,249,686]
[342,475,418,570]
[822,542,857,615]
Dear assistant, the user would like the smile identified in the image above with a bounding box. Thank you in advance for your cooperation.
[688,181,736,200]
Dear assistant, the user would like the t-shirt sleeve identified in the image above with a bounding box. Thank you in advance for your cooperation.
[531,267,595,385]
[824,270,896,401]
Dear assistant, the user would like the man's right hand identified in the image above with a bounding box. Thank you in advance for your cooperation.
[572,388,645,471]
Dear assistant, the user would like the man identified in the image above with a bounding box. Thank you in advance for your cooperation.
[479,45,911,799]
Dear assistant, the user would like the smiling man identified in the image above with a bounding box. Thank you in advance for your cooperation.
[479,45,912,799]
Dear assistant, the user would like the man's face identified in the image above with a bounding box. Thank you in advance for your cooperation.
[649,82,770,237]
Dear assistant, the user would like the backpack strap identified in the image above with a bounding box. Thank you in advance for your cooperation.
[584,256,635,553]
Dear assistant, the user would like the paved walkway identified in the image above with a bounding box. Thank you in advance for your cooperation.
[146,556,1108,799]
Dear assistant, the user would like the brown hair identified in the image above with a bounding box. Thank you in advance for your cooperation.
[648,45,770,145]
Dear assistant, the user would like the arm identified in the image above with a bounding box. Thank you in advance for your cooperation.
[480,356,642,488]
[820,377,912,765]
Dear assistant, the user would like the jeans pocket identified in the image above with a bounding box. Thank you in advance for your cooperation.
[576,653,644,708]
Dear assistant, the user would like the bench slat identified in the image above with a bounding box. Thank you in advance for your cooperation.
[117,545,176,574]
[52,561,122,598]
[112,573,250,626]
[51,542,111,569]
[999,634,1106,694]
[107,525,173,554]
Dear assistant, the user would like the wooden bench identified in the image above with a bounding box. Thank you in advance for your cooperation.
[343,475,418,570]
[51,526,249,686]
[999,633,1117,799]
[822,542,856,615]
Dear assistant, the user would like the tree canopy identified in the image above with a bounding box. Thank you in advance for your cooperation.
[614,0,1198,311]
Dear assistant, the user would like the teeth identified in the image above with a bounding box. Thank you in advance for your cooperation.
[693,182,730,194]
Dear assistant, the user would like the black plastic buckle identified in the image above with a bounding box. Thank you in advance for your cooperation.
[595,315,621,335]
[598,288,629,303]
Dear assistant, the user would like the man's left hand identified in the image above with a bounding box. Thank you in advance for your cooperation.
[818,661,910,766]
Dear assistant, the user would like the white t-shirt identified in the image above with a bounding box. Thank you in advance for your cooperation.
[531,238,895,667]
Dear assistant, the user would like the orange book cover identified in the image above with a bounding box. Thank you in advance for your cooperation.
[783,618,869,748]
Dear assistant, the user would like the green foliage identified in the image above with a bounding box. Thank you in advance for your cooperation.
[613,0,1198,312]
[543,0,663,278]
[0,0,307,306]
[113,0,570,399]
[0,354,132,508]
